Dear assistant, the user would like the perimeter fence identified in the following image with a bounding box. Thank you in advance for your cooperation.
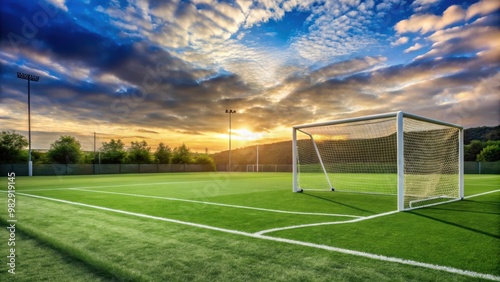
[1,162,498,176]
[463,162,500,174]
[1,163,213,176]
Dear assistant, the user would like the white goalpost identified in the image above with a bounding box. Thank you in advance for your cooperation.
[292,111,464,211]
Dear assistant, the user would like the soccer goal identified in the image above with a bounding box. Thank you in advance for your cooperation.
[292,111,464,211]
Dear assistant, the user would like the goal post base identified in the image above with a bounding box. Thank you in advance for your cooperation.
[294,189,304,193]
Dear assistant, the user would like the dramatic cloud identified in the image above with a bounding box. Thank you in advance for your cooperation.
[466,0,500,20]
[395,5,466,34]
[0,0,498,152]
[415,17,500,61]
[46,0,67,12]
[391,36,409,46]
[404,43,423,53]
[396,0,500,34]
[411,0,441,12]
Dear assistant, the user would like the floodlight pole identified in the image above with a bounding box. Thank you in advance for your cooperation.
[17,72,40,177]
[94,132,96,174]
[225,109,236,172]
[256,145,259,172]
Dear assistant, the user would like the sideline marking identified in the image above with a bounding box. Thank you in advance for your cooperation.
[72,188,361,218]
[15,192,500,281]
[464,189,500,199]
[465,176,500,179]
[255,210,398,235]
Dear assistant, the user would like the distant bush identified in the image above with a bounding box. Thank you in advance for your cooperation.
[477,145,500,162]
[46,135,84,164]
[172,143,193,164]
[194,154,216,171]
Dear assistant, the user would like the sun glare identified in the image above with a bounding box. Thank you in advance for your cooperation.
[231,129,263,141]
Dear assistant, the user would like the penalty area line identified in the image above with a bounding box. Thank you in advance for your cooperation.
[255,210,398,235]
[71,188,361,218]
[16,192,500,282]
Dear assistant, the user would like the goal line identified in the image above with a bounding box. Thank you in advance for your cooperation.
[71,188,361,218]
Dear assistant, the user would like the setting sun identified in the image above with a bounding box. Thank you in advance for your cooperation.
[231,129,263,141]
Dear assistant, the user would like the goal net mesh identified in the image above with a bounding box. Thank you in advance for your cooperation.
[296,117,397,195]
[403,117,460,209]
[295,115,461,210]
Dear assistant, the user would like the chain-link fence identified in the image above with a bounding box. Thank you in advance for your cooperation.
[2,162,498,176]
[464,162,500,174]
[217,164,292,172]
[1,163,214,176]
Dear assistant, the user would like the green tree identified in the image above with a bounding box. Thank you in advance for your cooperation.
[127,140,153,164]
[0,131,28,163]
[30,150,47,164]
[154,142,172,164]
[464,140,485,161]
[82,151,96,164]
[484,140,500,147]
[194,154,216,171]
[172,143,192,164]
[46,135,83,164]
[477,145,500,162]
[100,139,127,164]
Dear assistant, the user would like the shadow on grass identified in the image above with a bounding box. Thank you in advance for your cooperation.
[420,199,500,216]
[407,211,500,239]
[464,200,500,207]
[302,192,376,214]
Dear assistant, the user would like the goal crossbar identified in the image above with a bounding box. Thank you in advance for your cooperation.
[293,111,462,131]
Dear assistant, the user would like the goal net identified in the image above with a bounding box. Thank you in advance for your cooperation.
[292,111,463,211]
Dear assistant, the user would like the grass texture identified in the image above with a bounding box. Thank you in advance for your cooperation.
[0,172,498,281]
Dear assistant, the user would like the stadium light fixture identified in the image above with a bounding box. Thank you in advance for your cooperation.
[17,72,40,177]
[225,109,236,172]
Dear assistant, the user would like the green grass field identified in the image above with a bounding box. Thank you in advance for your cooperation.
[0,172,499,281]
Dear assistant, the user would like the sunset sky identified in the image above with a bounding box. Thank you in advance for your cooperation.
[1,0,499,153]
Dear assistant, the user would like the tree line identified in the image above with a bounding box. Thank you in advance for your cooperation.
[464,140,500,162]
[463,125,500,144]
[463,125,500,162]
[2,127,499,167]
[0,131,216,170]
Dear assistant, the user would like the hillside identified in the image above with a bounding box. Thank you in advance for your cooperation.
[212,141,292,166]
[464,125,500,144]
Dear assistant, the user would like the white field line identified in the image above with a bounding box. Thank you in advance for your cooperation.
[464,189,500,199]
[255,210,398,235]
[18,181,210,192]
[71,188,361,218]
[15,192,500,282]
[304,189,397,196]
[465,184,500,187]
[465,176,500,179]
